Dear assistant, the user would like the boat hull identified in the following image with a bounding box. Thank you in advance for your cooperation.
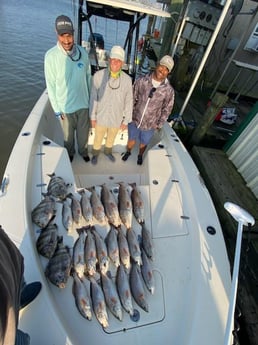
[0,90,232,344]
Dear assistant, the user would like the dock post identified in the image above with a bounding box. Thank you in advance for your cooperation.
[187,92,228,147]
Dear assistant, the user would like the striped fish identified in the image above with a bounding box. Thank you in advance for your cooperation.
[47,173,70,200]
[36,222,58,258]
[31,195,56,228]
[45,236,71,289]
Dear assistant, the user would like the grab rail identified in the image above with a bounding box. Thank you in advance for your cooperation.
[224,202,255,345]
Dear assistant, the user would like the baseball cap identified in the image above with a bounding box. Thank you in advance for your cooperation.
[110,46,125,61]
[55,15,74,35]
[159,55,174,72]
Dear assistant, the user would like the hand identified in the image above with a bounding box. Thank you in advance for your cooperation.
[120,123,127,131]
[91,120,97,128]
[55,112,65,120]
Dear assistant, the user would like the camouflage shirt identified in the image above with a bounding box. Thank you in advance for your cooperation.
[132,73,174,130]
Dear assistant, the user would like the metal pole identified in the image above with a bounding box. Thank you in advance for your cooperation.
[178,0,233,118]
[224,220,244,345]
[223,202,255,345]
[225,68,242,96]
[210,6,258,100]
[232,71,255,103]
[171,6,189,59]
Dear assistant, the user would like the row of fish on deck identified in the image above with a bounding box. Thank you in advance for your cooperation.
[31,173,155,328]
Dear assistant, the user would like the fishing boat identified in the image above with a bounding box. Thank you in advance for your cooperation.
[0,1,234,344]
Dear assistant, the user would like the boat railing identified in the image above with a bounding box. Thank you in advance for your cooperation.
[223,202,255,345]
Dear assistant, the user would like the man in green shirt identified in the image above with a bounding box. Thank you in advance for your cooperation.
[44,15,92,162]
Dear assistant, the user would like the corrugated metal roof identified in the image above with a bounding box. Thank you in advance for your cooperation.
[226,114,258,199]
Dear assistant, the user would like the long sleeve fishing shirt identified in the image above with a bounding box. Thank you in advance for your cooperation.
[132,73,174,130]
[90,68,133,127]
[44,43,91,114]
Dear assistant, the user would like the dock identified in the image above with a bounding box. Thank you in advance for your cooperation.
[191,146,258,345]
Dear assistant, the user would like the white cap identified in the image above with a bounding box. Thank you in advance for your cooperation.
[110,45,125,61]
[159,55,174,72]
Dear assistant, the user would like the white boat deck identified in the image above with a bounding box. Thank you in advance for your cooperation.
[0,91,232,345]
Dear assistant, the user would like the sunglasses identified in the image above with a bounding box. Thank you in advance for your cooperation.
[149,87,156,98]
[67,47,81,62]
[108,77,121,90]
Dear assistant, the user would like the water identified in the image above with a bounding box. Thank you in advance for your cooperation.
[0,0,147,181]
[0,0,72,180]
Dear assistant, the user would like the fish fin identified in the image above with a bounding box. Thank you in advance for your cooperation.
[106,271,112,279]
[76,227,85,236]
[77,188,85,195]
[129,182,137,188]
[46,214,56,227]
[138,234,142,246]
[57,235,63,243]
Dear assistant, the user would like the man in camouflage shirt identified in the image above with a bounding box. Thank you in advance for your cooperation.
[122,55,175,165]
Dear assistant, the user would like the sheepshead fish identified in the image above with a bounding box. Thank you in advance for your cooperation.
[36,222,58,258]
[72,228,86,279]
[141,249,155,295]
[131,183,145,224]
[101,272,123,321]
[84,228,97,276]
[45,236,71,289]
[118,182,132,229]
[127,228,142,266]
[68,193,82,225]
[116,264,134,316]
[130,262,149,312]
[90,186,106,224]
[106,226,120,267]
[72,271,92,320]
[89,277,109,328]
[79,189,93,224]
[141,223,154,260]
[92,227,109,274]
[62,198,73,232]
[117,227,130,270]
[31,195,56,228]
[101,184,121,228]
[47,173,70,200]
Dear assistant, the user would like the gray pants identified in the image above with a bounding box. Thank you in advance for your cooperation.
[61,108,90,157]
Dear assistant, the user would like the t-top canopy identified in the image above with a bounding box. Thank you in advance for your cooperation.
[86,0,171,18]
